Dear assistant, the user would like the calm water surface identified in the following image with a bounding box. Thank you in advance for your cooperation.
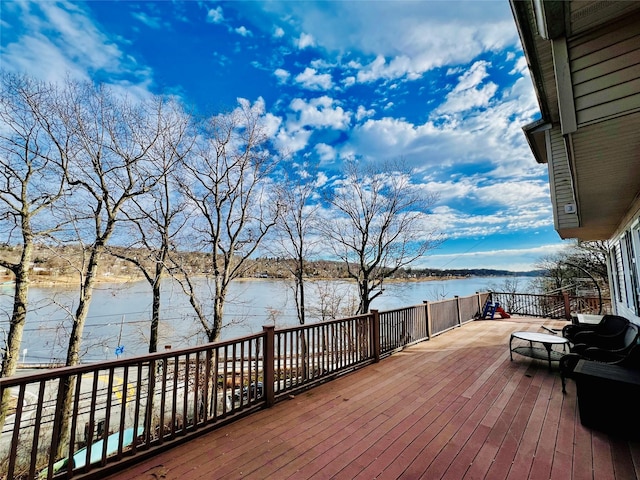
[0,276,534,363]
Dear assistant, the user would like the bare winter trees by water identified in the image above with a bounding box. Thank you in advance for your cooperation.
[0,72,441,389]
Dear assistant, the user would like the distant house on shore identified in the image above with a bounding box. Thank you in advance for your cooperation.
[511,0,640,324]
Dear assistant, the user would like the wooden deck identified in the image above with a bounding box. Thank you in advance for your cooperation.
[105,317,640,480]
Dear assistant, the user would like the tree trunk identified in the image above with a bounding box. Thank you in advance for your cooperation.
[150,277,161,354]
[55,245,102,459]
[359,278,371,314]
[210,294,224,343]
[0,259,30,428]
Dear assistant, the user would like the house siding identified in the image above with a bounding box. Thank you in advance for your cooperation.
[569,1,640,34]
[569,14,640,127]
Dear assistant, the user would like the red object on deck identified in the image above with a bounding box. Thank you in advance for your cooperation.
[495,306,511,318]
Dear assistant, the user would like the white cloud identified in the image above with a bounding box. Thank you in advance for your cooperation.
[206,6,224,24]
[438,82,498,115]
[273,26,285,38]
[344,60,542,181]
[254,2,518,83]
[355,105,375,121]
[274,68,290,84]
[435,61,498,114]
[510,55,529,75]
[343,76,356,88]
[315,143,336,163]
[1,1,148,87]
[132,11,163,29]
[289,96,351,130]
[294,67,333,90]
[355,55,421,83]
[426,203,553,241]
[452,61,490,92]
[273,96,351,154]
[475,180,550,208]
[235,26,252,37]
[275,128,313,154]
[261,113,283,139]
[422,243,570,271]
[296,32,315,49]
[315,171,329,188]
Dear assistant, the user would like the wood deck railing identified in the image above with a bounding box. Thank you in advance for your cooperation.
[0,290,574,479]
[489,291,611,319]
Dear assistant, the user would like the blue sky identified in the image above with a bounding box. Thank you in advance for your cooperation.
[0,0,572,271]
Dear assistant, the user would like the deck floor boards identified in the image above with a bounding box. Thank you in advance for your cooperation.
[104,317,639,480]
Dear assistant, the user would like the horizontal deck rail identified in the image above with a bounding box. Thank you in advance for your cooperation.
[489,291,611,319]
[2,290,594,479]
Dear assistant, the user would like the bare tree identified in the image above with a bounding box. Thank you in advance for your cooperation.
[176,100,280,342]
[110,97,193,353]
[321,159,440,314]
[0,73,68,425]
[52,80,163,456]
[533,240,609,296]
[272,166,322,325]
[307,280,359,322]
[567,241,609,286]
[59,81,163,366]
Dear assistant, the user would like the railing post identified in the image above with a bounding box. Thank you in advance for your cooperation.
[423,301,431,339]
[563,292,572,320]
[262,325,275,407]
[455,295,462,326]
[371,310,381,363]
[475,292,482,319]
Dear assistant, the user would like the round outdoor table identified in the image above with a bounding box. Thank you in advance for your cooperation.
[509,331,569,371]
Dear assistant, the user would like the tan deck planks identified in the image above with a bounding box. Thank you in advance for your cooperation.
[103,318,640,480]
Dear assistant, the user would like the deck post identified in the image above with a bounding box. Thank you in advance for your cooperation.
[371,310,381,363]
[423,301,431,339]
[262,326,275,407]
[563,292,572,320]
[455,296,462,326]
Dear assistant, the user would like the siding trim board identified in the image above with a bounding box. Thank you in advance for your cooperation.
[546,126,579,232]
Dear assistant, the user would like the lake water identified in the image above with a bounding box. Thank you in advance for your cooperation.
[0,276,535,363]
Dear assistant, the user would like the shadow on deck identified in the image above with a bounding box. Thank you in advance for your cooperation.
[104,317,640,480]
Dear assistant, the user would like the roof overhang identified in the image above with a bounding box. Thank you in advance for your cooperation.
[522,119,551,165]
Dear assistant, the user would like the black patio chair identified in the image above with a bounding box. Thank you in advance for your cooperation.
[560,324,640,393]
[570,322,637,354]
[562,314,629,344]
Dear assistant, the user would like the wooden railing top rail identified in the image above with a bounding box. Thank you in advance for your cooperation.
[273,312,372,335]
[0,331,265,389]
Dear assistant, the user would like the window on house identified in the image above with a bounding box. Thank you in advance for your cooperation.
[630,221,640,313]
[612,242,626,304]
[618,225,640,315]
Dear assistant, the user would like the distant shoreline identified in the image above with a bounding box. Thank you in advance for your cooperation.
[0,271,533,288]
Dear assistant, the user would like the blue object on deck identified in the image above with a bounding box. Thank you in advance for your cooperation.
[482,302,500,319]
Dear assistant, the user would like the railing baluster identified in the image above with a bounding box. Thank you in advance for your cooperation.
[7,384,25,479]
[195,350,201,426]
[183,353,189,434]
[118,365,129,459]
[100,367,115,467]
[84,370,100,471]
[28,380,46,478]
[159,357,168,443]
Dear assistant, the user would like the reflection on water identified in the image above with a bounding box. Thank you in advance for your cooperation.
[0,276,533,363]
